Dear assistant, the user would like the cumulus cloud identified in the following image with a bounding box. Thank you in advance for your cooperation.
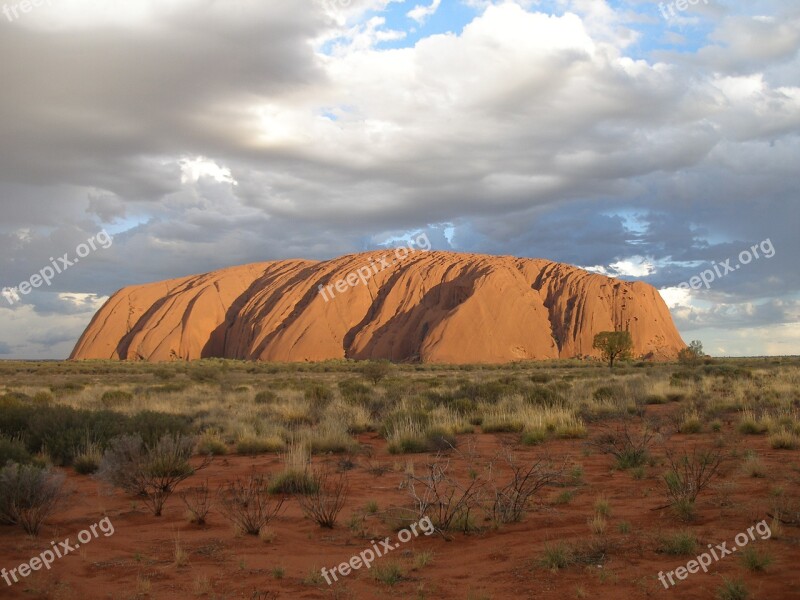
[408,0,442,24]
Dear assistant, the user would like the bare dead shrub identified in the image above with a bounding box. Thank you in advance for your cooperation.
[217,474,286,535]
[662,447,724,521]
[491,450,563,524]
[180,480,212,525]
[405,454,485,538]
[297,467,349,528]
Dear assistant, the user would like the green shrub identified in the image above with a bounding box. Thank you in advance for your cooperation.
[0,436,31,466]
[254,390,278,405]
[26,406,111,466]
[128,411,191,446]
[539,542,574,570]
[0,463,66,535]
[304,384,333,403]
[385,417,456,454]
[593,386,619,401]
[529,373,552,384]
[424,428,457,451]
[740,546,772,572]
[521,429,547,445]
[716,577,749,600]
[0,392,30,406]
[2,405,190,466]
[380,410,430,438]
[738,410,767,435]
[658,531,697,555]
[361,360,393,385]
[31,392,53,405]
[680,413,703,434]
[189,364,221,383]
[371,562,404,585]
[524,385,560,407]
[197,433,228,456]
[481,418,525,433]
[338,379,372,404]
[703,365,752,380]
[644,394,667,405]
[457,380,516,403]
[150,382,189,394]
[267,470,319,495]
[670,371,701,386]
[553,490,575,504]
[49,382,86,396]
[73,439,103,475]
[769,429,798,450]
[387,435,429,454]
[101,390,134,408]
[152,368,176,381]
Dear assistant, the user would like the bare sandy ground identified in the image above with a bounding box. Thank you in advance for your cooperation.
[1,416,797,599]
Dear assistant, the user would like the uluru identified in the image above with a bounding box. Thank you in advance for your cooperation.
[70,251,685,363]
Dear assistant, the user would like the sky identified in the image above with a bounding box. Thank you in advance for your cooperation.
[0,0,798,359]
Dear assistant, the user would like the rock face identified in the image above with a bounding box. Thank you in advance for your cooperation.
[70,251,685,363]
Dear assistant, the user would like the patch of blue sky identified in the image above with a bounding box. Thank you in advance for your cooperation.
[323,1,721,62]
[601,209,650,235]
[608,0,717,60]
[320,109,339,121]
[102,216,150,237]
[372,0,479,50]
[502,0,717,60]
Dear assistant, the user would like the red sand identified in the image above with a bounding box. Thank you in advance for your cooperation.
[1,420,796,599]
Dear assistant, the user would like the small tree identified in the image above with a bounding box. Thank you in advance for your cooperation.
[361,360,393,385]
[678,340,705,365]
[592,331,633,368]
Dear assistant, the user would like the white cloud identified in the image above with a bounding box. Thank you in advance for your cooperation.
[407,0,441,24]
[180,157,237,185]
[585,256,655,278]
[0,293,108,359]
[659,286,692,309]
